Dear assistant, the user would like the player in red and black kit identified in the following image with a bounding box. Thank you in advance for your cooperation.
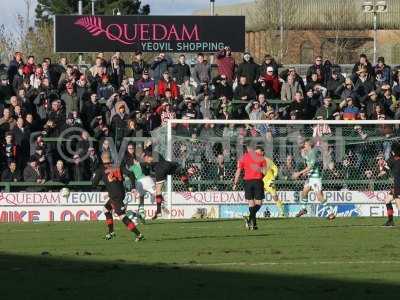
[385,142,400,226]
[233,145,266,230]
[92,153,144,241]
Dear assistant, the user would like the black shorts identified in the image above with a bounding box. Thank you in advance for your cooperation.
[104,199,126,216]
[394,185,400,198]
[244,179,264,201]
[154,161,180,183]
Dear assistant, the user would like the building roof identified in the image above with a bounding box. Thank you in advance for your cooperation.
[194,0,400,31]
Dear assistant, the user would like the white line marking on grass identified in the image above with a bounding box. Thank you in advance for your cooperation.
[182,261,400,267]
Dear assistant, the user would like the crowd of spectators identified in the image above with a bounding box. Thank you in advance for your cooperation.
[0,48,399,189]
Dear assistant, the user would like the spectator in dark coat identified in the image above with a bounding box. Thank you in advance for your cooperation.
[23,156,45,191]
[193,53,211,85]
[172,54,191,85]
[11,117,30,167]
[236,52,259,84]
[86,147,99,177]
[216,47,236,82]
[374,56,392,87]
[52,160,70,184]
[131,51,149,81]
[352,54,375,82]
[353,68,375,104]
[326,71,345,98]
[306,56,325,84]
[97,75,115,100]
[70,154,88,181]
[212,74,233,100]
[234,76,257,101]
[7,52,24,82]
[150,53,173,83]
[107,54,124,88]
[1,161,22,182]
[12,66,25,95]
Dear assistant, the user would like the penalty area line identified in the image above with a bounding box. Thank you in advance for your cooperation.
[181,261,400,267]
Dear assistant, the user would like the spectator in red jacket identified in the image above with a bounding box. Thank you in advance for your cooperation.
[23,55,36,77]
[216,46,235,82]
[157,71,179,99]
[262,66,281,98]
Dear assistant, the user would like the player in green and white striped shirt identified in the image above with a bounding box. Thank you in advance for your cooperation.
[292,140,335,219]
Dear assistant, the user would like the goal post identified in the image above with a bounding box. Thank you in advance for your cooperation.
[159,119,400,219]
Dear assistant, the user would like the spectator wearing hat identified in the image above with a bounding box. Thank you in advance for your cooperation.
[281,75,302,102]
[306,56,325,84]
[110,100,129,147]
[157,71,179,99]
[363,91,382,119]
[212,74,233,100]
[236,52,259,84]
[1,161,22,182]
[52,159,70,184]
[137,87,158,112]
[216,46,236,82]
[136,70,155,96]
[86,147,99,177]
[193,53,211,86]
[260,54,280,77]
[178,99,200,120]
[131,51,149,81]
[150,52,173,84]
[261,66,281,98]
[172,54,191,85]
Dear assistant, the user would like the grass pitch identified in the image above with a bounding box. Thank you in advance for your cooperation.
[1,218,399,299]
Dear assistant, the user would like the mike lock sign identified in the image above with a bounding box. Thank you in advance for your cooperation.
[54,15,245,53]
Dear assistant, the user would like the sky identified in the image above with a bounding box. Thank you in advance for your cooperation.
[0,0,254,30]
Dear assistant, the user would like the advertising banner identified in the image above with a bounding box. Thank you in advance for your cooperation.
[0,191,392,222]
[54,15,245,52]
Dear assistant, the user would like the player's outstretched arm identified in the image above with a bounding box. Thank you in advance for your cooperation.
[233,167,241,190]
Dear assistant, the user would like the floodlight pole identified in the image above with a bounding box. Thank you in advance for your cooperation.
[373,12,377,65]
[279,0,284,62]
[91,0,96,15]
[78,1,83,65]
[210,0,215,16]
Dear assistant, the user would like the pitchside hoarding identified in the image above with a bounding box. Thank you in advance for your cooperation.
[54,15,245,53]
[0,191,395,222]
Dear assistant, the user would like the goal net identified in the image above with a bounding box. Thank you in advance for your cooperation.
[153,120,400,219]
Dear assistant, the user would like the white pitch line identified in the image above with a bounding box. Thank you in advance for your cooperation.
[181,261,400,267]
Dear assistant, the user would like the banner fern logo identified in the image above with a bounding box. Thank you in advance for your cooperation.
[74,16,134,45]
